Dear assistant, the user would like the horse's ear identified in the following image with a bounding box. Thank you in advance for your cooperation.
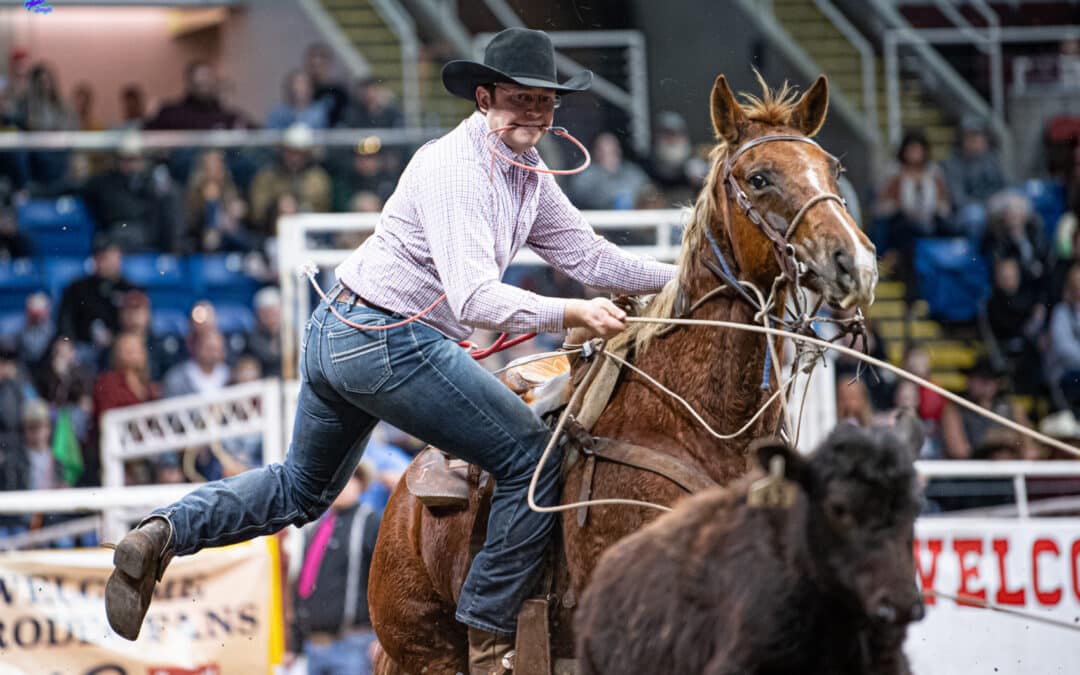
[711,74,748,144]
[790,75,829,137]
[751,437,811,489]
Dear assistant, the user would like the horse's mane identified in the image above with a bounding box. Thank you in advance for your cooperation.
[606,75,804,356]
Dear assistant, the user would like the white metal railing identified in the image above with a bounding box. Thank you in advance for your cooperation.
[296,0,371,80]
[917,460,1080,519]
[97,378,285,540]
[369,0,423,129]
[0,126,442,151]
[812,0,880,139]
[276,208,688,378]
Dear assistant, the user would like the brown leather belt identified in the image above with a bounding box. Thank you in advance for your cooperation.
[333,284,397,316]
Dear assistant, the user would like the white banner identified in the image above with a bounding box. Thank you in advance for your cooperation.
[0,538,284,675]
[909,518,1080,674]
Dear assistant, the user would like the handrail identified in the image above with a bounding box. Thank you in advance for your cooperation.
[918,459,1080,519]
[296,0,371,79]
[812,0,880,139]
[731,0,878,146]
[369,0,423,129]
[0,126,444,151]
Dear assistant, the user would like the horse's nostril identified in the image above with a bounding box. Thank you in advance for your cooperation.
[833,249,855,279]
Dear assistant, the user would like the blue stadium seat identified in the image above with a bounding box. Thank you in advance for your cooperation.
[151,308,189,337]
[215,303,256,335]
[0,312,23,337]
[1023,178,1066,239]
[16,196,95,258]
[42,256,92,302]
[189,253,260,306]
[122,253,193,312]
[914,238,990,322]
[0,258,44,313]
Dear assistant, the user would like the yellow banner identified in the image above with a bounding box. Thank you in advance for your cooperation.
[0,538,283,675]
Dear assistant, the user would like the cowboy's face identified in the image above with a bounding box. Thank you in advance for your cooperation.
[476,83,559,154]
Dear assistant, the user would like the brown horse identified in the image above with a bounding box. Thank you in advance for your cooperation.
[368,73,878,674]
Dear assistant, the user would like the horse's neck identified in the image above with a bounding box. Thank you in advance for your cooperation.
[624,256,786,482]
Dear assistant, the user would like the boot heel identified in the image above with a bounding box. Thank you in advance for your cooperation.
[113,532,153,579]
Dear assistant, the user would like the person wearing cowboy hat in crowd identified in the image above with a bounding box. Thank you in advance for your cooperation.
[104,26,676,673]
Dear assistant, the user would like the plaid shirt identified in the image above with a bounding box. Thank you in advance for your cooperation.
[336,112,676,341]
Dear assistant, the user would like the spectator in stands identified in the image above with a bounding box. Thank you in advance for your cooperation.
[0,203,31,261]
[4,47,31,114]
[569,132,650,210]
[115,291,170,381]
[304,43,349,127]
[32,335,92,414]
[828,310,894,411]
[267,70,329,130]
[185,149,255,253]
[89,332,157,486]
[1048,263,1080,410]
[980,257,1046,396]
[982,190,1048,294]
[644,111,694,205]
[942,116,1006,240]
[21,399,60,491]
[332,146,396,209]
[17,292,54,365]
[1059,37,1080,90]
[338,77,404,129]
[358,426,410,512]
[0,343,29,497]
[836,379,873,427]
[14,62,77,187]
[249,124,332,234]
[289,462,379,675]
[114,84,146,131]
[163,329,229,398]
[940,357,1036,460]
[891,380,939,459]
[72,82,102,131]
[246,286,282,377]
[903,346,947,428]
[144,60,252,131]
[57,237,137,352]
[81,135,185,253]
[874,129,950,303]
[217,355,264,473]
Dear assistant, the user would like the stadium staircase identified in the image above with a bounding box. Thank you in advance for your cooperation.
[868,277,979,394]
[770,0,956,160]
[319,0,471,127]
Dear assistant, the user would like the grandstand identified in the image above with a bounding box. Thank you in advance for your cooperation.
[0,0,1079,673]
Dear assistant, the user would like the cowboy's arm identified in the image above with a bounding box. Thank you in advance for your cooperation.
[528,173,676,293]
[417,162,568,333]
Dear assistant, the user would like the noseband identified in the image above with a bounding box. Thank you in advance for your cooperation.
[721,134,847,284]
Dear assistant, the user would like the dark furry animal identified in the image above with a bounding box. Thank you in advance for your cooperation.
[576,418,925,675]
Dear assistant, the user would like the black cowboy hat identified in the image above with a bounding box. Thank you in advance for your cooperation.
[442,27,593,101]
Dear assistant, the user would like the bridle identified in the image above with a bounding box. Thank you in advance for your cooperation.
[720,134,848,285]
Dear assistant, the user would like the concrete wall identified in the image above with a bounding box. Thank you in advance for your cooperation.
[0,0,336,127]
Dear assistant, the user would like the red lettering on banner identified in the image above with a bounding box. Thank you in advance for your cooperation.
[914,538,943,604]
[992,538,1026,606]
[1071,540,1080,602]
[954,539,986,607]
[1032,538,1063,606]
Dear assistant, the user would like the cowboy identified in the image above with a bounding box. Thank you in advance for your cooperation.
[104,27,675,673]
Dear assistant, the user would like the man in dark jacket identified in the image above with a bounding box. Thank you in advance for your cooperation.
[144,60,253,131]
[0,344,30,534]
[56,237,136,352]
[290,463,379,675]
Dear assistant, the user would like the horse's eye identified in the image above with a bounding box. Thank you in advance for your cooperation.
[748,174,769,190]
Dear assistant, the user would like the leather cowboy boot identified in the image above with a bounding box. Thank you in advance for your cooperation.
[105,516,174,640]
[467,626,515,675]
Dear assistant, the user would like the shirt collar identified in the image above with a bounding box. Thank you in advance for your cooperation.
[467,112,541,174]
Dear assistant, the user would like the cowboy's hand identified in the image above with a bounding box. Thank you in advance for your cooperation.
[565,298,627,339]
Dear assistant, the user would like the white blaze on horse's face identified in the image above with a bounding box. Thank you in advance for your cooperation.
[787,143,878,310]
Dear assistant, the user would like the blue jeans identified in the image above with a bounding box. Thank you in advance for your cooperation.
[155,291,562,634]
[305,629,377,675]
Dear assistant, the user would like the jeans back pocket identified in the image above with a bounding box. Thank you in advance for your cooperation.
[326,314,392,395]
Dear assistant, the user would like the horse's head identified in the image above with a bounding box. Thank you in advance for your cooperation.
[707,74,877,310]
